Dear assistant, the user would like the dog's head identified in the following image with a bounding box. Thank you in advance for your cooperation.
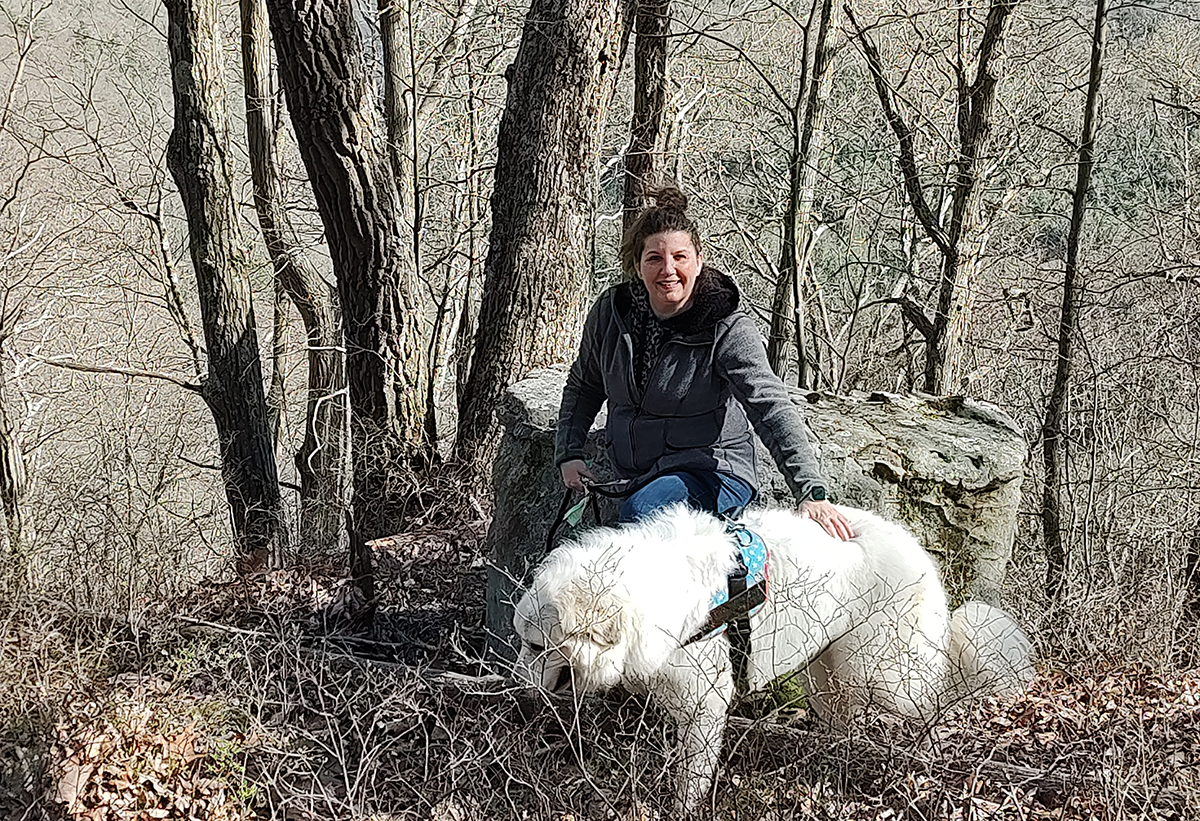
[512,558,632,695]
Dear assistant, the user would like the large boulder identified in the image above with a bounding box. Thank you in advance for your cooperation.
[483,365,1027,656]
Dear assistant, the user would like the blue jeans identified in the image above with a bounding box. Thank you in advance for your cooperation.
[617,470,756,523]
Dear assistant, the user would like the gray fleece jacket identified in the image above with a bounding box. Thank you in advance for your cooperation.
[555,268,827,502]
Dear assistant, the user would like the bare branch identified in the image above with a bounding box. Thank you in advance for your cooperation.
[844,3,952,257]
[1149,95,1200,119]
[30,354,203,392]
[861,294,935,340]
[416,0,482,123]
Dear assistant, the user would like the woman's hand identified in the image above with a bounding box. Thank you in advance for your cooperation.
[800,499,856,541]
[559,459,596,492]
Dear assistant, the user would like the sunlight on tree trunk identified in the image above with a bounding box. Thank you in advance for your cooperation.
[453,0,630,472]
[164,0,288,574]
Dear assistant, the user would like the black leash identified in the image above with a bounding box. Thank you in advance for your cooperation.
[544,478,643,554]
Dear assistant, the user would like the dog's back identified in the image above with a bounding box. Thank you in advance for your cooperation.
[741,506,953,718]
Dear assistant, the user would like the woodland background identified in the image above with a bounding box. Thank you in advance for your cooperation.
[1,0,1199,817]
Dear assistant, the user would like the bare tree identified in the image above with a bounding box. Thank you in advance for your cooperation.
[1042,0,1107,607]
[847,0,1016,395]
[264,0,439,607]
[765,0,842,387]
[0,305,26,569]
[163,0,288,573]
[239,0,349,554]
[0,0,45,576]
[377,0,479,449]
[453,0,631,469]
[623,0,670,232]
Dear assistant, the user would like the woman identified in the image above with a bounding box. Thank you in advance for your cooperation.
[555,187,853,540]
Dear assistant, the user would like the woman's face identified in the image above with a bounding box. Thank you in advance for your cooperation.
[637,230,703,319]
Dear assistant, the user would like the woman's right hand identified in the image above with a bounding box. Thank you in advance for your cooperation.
[560,459,596,492]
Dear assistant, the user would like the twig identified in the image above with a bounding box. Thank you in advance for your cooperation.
[725,716,1189,810]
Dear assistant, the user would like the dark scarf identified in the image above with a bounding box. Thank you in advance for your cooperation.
[624,267,739,392]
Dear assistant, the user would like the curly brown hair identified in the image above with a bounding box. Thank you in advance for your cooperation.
[620,186,703,277]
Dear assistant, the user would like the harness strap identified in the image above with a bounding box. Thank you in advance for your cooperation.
[681,579,766,648]
[727,575,752,694]
[682,524,768,696]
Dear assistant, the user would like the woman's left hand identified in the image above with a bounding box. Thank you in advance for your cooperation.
[800,499,856,541]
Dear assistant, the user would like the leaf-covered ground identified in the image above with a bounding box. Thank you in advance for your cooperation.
[6,521,1199,820]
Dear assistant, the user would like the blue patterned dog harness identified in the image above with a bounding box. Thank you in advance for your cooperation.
[683,522,770,693]
[693,523,768,641]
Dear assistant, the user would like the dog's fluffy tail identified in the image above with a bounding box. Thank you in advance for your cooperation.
[948,601,1035,702]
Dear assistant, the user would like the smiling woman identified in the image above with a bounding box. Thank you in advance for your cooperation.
[636,230,701,318]
[554,187,854,538]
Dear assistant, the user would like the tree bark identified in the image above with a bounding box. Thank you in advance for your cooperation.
[240,0,349,555]
[265,0,444,609]
[453,0,630,470]
[622,0,670,234]
[264,0,433,466]
[767,0,841,385]
[1042,0,1106,607]
[164,0,287,573]
[376,0,426,449]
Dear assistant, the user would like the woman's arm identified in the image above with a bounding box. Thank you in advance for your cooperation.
[555,296,609,474]
[717,314,854,539]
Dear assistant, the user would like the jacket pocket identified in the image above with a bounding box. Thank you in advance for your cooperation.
[663,406,727,450]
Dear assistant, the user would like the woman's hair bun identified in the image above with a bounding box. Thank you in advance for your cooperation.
[650,186,688,213]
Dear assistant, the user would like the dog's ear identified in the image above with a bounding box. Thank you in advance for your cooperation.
[536,602,560,637]
[581,595,627,649]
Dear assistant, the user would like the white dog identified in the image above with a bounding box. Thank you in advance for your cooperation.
[512,504,1034,814]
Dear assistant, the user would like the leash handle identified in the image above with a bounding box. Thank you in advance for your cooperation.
[544,471,665,553]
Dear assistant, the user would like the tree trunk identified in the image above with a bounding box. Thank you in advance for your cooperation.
[454,0,630,470]
[376,0,427,448]
[265,0,443,609]
[264,0,433,468]
[240,0,349,555]
[1042,0,1106,607]
[768,0,841,384]
[0,324,26,577]
[377,0,481,452]
[164,0,287,574]
[622,0,670,233]
[453,52,483,406]
[927,0,1016,394]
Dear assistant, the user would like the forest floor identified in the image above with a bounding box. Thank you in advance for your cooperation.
[5,519,1199,821]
